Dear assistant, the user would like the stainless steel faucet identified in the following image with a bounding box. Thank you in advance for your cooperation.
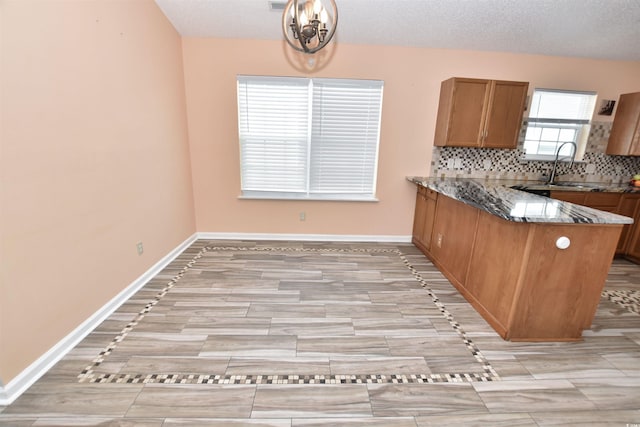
[547,141,577,184]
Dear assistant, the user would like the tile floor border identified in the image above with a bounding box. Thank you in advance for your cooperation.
[78,242,500,384]
[87,372,496,385]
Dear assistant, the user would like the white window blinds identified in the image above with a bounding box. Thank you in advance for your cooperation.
[528,89,596,124]
[237,76,384,200]
[237,76,309,193]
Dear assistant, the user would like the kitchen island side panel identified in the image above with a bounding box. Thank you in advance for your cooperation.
[465,210,531,333]
[507,223,622,341]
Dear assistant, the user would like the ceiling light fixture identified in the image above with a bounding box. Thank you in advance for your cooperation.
[282,0,338,54]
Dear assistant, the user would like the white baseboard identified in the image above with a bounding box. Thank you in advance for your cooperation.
[196,232,412,243]
[0,232,199,406]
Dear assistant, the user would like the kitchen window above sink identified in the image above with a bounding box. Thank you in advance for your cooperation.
[522,89,597,162]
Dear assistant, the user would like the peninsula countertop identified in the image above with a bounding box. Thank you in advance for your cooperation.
[407,177,634,225]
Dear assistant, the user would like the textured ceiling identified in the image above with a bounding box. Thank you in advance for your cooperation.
[154,0,640,61]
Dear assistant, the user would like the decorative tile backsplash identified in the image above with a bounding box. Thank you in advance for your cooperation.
[431,122,640,184]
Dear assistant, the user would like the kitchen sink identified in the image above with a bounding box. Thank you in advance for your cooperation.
[510,182,605,196]
[509,184,550,196]
[550,182,604,190]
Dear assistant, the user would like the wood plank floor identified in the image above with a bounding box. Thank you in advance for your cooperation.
[1,240,639,426]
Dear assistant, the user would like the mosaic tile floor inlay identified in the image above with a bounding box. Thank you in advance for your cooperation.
[78,245,499,385]
[603,289,640,315]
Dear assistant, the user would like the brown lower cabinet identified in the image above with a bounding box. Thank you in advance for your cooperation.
[412,186,437,251]
[619,194,640,261]
[413,188,623,341]
[428,195,478,286]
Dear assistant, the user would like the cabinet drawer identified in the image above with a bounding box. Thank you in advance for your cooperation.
[551,191,621,209]
[584,192,621,208]
[550,191,585,204]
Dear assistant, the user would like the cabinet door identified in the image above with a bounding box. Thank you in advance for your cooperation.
[435,78,490,147]
[465,211,529,330]
[616,194,640,253]
[551,190,621,210]
[412,188,438,252]
[583,192,621,209]
[622,193,640,260]
[550,191,586,205]
[606,92,640,155]
[422,192,437,251]
[483,80,529,149]
[627,227,640,260]
[430,195,479,286]
[412,188,428,248]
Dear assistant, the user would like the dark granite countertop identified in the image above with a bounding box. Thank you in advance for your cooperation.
[407,177,634,225]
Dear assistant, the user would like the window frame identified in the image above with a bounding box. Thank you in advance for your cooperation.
[522,88,597,162]
[237,75,384,202]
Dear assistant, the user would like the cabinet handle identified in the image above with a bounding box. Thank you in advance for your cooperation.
[556,236,571,250]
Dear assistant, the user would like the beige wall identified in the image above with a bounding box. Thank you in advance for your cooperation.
[0,0,195,384]
[183,38,640,236]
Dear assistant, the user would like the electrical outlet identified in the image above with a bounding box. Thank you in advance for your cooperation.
[446,159,455,169]
[299,212,306,221]
[454,158,463,168]
[137,242,144,255]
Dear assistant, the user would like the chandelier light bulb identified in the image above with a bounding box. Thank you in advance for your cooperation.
[313,0,322,16]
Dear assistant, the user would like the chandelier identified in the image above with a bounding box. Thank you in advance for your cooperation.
[282,0,338,54]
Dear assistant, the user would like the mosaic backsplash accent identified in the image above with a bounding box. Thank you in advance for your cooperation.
[431,122,640,184]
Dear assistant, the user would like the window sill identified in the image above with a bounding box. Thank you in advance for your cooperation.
[239,192,379,202]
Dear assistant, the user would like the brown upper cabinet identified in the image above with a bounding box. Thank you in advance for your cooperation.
[606,92,640,156]
[434,77,529,149]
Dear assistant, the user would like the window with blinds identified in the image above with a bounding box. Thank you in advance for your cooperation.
[237,76,383,200]
[523,89,597,161]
